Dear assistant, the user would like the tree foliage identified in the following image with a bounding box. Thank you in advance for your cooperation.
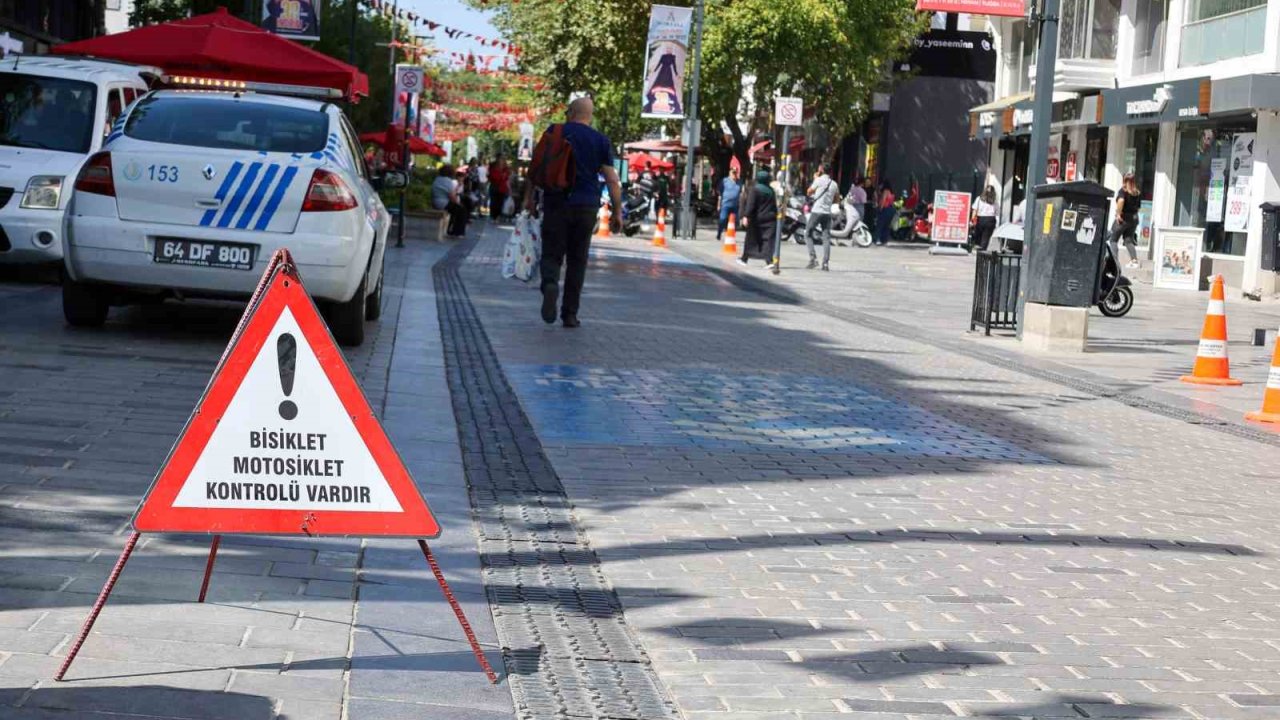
[474,0,926,173]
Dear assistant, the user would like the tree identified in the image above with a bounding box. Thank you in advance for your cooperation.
[474,0,925,178]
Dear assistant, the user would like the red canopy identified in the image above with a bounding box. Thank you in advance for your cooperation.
[53,7,369,101]
[626,152,673,171]
[359,130,445,157]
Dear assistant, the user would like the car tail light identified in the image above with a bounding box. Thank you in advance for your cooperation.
[301,169,358,212]
[75,152,115,197]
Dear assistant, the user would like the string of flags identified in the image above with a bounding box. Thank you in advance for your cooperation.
[362,0,521,55]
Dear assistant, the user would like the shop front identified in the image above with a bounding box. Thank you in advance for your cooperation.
[1100,77,1280,293]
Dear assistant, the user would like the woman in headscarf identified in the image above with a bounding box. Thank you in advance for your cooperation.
[738,169,778,273]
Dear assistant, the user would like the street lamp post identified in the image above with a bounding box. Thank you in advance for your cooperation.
[1017,0,1061,334]
[679,0,705,240]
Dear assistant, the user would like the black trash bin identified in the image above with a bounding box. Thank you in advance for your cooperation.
[1261,202,1280,271]
[1025,181,1112,307]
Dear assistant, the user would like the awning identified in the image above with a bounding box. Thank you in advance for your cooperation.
[53,7,369,101]
[359,130,445,157]
[624,138,686,153]
[969,90,1078,115]
[626,152,674,171]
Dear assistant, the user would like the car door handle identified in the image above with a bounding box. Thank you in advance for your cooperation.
[195,199,221,208]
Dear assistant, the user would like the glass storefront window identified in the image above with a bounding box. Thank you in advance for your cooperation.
[1084,127,1108,184]
[1059,0,1120,60]
[1131,0,1168,75]
[1173,122,1254,255]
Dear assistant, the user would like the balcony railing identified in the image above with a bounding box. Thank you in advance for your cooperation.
[1179,5,1266,67]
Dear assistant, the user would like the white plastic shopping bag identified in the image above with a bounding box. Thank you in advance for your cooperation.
[512,213,542,283]
[500,225,519,279]
[502,196,516,218]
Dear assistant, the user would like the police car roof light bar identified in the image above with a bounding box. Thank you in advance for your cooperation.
[163,75,343,100]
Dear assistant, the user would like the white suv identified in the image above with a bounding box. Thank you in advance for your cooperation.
[63,87,393,346]
[0,55,154,264]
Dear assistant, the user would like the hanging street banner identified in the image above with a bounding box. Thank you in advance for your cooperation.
[641,5,693,119]
[133,255,440,537]
[262,0,320,42]
[466,136,478,162]
[518,122,534,161]
[422,109,437,144]
[915,0,1026,17]
[442,140,453,162]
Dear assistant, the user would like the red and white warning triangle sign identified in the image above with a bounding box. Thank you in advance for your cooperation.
[135,259,439,537]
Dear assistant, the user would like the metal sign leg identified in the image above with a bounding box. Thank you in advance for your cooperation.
[56,531,142,681]
[197,535,222,603]
[417,539,499,684]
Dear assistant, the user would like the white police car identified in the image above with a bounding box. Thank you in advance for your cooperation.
[0,55,154,264]
[63,80,397,346]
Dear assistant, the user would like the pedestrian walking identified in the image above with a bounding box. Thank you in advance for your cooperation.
[489,156,511,222]
[523,96,623,328]
[971,185,998,252]
[803,163,838,270]
[860,176,876,235]
[655,170,671,216]
[875,181,896,245]
[1108,172,1142,269]
[738,168,778,273]
[717,166,742,241]
[431,163,468,238]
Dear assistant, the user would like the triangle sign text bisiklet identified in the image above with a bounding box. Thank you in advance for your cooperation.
[134,263,439,538]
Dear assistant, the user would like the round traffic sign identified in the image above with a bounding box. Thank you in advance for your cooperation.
[399,70,420,90]
[780,103,798,121]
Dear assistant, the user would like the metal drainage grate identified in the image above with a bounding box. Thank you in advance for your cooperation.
[434,240,680,720]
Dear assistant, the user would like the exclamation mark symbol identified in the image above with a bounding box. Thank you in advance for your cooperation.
[278,333,298,421]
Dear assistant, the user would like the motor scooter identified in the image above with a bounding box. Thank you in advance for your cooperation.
[912,202,933,242]
[781,195,807,243]
[830,194,873,247]
[1097,240,1134,317]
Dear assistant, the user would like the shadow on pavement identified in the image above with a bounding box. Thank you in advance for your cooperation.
[7,684,277,719]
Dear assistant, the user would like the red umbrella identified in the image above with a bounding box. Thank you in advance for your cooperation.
[359,130,446,157]
[53,7,369,100]
[626,152,673,171]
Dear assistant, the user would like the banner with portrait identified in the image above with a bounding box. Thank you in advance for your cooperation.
[518,122,534,161]
[262,0,320,41]
[641,5,692,119]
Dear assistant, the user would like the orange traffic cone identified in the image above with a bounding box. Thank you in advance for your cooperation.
[596,201,611,239]
[652,209,667,247]
[722,213,738,254]
[1246,330,1280,422]
[1181,275,1242,386]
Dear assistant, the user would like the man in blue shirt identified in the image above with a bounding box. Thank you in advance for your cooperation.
[524,97,622,328]
[717,166,742,241]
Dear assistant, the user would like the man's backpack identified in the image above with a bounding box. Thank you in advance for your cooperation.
[529,124,576,192]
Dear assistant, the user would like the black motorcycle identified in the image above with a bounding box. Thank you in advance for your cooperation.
[1097,241,1134,317]
[621,187,650,237]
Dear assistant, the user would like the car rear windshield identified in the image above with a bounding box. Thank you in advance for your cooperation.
[124,96,328,153]
[0,73,97,154]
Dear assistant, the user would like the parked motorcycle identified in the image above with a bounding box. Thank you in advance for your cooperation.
[830,193,873,247]
[620,187,651,237]
[1097,240,1135,317]
[781,195,807,243]
[912,202,933,242]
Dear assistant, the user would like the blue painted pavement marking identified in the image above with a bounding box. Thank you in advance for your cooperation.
[507,364,1049,462]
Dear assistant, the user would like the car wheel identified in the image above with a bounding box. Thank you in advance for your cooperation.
[365,267,383,321]
[330,274,366,347]
[62,277,109,328]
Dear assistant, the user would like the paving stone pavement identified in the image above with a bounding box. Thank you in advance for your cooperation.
[458,224,1280,719]
[0,225,512,719]
[674,230,1280,427]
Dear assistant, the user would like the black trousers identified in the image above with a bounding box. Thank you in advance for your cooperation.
[972,216,996,250]
[444,201,468,236]
[490,187,508,220]
[541,204,597,320]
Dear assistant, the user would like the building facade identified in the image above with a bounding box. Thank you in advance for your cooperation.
[977,0,1280,294]
[0,0,103,53]
[841,13,994,197]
